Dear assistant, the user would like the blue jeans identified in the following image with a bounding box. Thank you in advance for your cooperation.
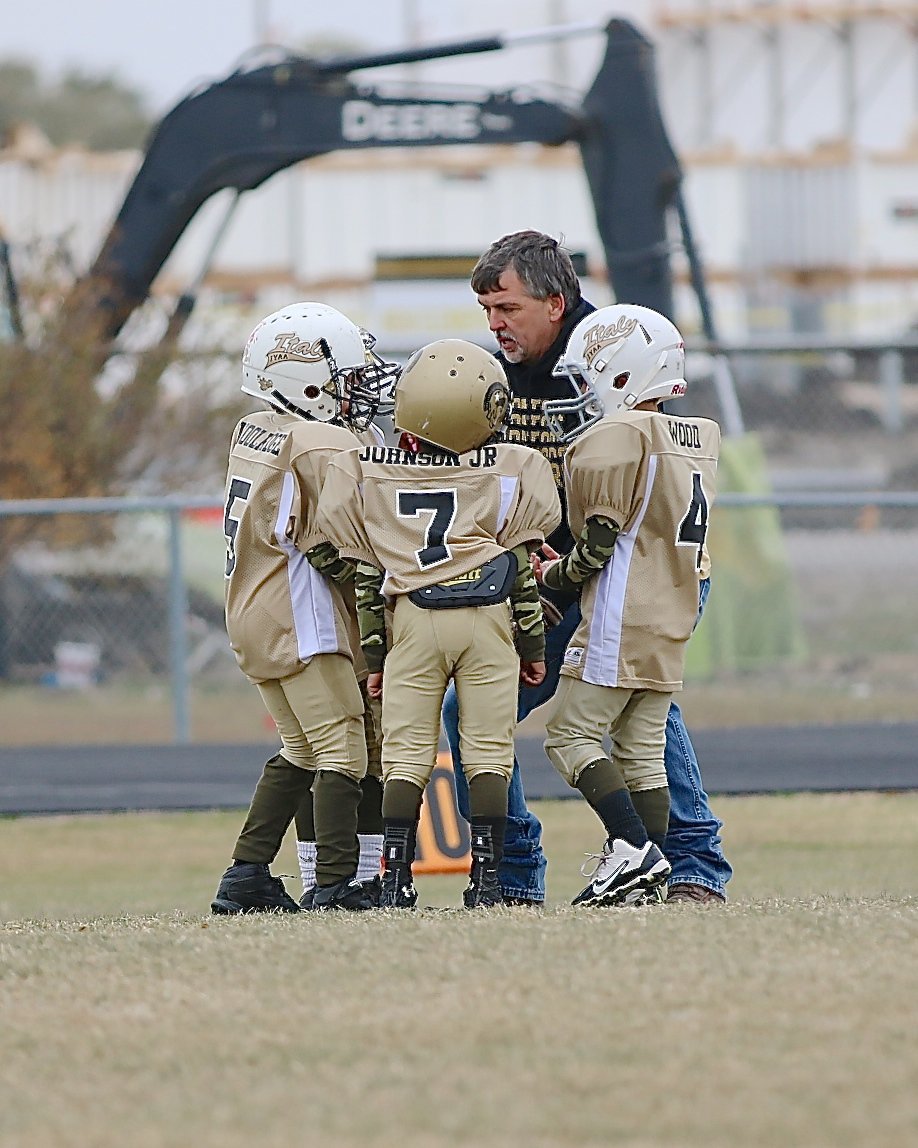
[442,581,732,901]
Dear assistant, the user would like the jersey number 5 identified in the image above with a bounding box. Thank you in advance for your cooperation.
[224,476,252,577]
[676,471,709,571]
[397,489,457,570]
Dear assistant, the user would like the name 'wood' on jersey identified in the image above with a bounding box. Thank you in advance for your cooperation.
[562,410,720,692]
[316,442,561,596]
[223,409,364,684]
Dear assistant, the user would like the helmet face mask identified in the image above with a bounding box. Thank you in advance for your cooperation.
[544,360,604,442]
[242,302,398,429]
[357,328,401,424]
[394,339,512,455]
[544,305,688,443]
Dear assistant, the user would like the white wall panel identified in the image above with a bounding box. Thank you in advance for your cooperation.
[857,163,918,269]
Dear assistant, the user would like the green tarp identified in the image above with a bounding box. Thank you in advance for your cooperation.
[685,433,805,679]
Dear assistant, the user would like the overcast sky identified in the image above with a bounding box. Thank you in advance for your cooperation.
[3,0,642,114]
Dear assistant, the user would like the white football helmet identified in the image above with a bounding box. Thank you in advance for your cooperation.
[241,301,397,429]
[544,304,688,442]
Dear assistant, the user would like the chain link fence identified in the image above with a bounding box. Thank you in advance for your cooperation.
[2,491,916,747]
[2,343,918,747]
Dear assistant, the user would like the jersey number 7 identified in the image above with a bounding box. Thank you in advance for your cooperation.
[397,489,457,570]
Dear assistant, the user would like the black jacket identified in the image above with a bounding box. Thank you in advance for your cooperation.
[498,296,595,564]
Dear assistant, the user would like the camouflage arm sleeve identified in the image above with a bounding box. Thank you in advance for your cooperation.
[305,541,356,585]
[509,544,545,664]
[355,561,387,674]
[541,516,620,593]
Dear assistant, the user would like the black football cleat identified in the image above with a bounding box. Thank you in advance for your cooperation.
[359,873,384,907]
[463,860,504,908]
[379,866,419,909]
[211,862,301,915]
[311,875,377,911]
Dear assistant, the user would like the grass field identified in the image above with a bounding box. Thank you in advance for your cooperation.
[2,674,918,747]
[2,794,917,1147]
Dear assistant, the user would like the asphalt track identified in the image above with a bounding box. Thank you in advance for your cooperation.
[1,723,916,815]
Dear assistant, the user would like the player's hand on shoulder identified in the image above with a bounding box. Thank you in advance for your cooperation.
[520,659,546,687]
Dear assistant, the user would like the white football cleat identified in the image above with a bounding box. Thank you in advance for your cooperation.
[572,838,671,907]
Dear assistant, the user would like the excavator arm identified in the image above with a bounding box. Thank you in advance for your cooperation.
[68,18,686,346]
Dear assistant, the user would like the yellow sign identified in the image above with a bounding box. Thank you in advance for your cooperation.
[413,752,471,875]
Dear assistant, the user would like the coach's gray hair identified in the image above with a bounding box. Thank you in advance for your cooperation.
[470,230,582,314]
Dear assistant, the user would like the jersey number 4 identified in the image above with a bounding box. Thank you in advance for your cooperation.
[676,471,709,571]
[224,476,252,577]
[397,489,457,570]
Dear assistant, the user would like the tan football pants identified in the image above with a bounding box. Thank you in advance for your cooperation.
[256,653,369,781]
[381,596,519,790]
[543,675,673,792]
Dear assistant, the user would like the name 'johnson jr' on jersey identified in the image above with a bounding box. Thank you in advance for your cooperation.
[315,440,560,595]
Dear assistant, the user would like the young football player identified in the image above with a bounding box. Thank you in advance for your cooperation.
[292,330,395,910]
[533,303,720,907]
[316,339,561,909]
[210,300,398,914]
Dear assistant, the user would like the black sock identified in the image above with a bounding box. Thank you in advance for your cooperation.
[575,759,648,848]
[467,772,510,820]
[382,778,425,822]
[469,817,506,869]
[383,819,417,869]
[592,788,649,849]
[358,775,384,835]
[631,787,670,852]
[232,753,309,864]
[313,769,361,885]
[293,769,318,840]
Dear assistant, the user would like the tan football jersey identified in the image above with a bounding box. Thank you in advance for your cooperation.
[223,409,364,684]
[316,441,561,595]
[560,410,720,691]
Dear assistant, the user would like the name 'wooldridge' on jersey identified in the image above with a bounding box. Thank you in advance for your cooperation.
[235,420,287,457]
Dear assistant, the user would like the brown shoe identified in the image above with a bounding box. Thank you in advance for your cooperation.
[666,883,726,905]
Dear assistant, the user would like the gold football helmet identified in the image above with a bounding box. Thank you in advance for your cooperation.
[393,339,512,454]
